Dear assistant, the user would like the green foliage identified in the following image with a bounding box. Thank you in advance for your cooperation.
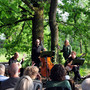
[0,0,89,65]
[0,48,6,55]
[22,55,32,68]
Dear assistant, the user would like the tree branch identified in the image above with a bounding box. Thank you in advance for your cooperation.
[57,21,74,26]
[16,22,25,42]
[0,1,20,13]
[0,18,33,28]
[19,5,33,15]
[22,0,35,11]
[19,5,29,12]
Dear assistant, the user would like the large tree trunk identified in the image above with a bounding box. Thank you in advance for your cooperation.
[32,8,44,47]
[32,7,44,61]
[49,0,58,62]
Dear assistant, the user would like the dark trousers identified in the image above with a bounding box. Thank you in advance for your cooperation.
[72,66,81,80]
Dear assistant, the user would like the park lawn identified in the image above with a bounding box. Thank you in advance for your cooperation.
[80,64,90,77]
[0,54,8,62]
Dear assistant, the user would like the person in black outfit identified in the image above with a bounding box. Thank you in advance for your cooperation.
[8,52,24,65]
[32,39,44,67]
[61,40,72,60]
[65,51,81,81]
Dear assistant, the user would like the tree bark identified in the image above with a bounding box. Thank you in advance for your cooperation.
[49,0,58,62]
[32,7,44,46]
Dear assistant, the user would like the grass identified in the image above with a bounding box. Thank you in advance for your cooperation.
[0,54,8,62]
[80,64,90,77]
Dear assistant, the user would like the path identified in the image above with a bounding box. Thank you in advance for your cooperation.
[75,84,82,90]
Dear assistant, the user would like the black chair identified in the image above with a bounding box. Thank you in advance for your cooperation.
[45,87,70,90]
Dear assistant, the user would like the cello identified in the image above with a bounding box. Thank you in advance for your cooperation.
[40,51,54,77]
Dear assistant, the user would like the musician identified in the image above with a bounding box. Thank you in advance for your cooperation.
[8,52,24,65]
[65,51,81,81]
[32,39,44,67]
[61,40,72,60]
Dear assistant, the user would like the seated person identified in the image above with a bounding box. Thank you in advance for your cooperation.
[0,64,9,82]
[65,51,81,81]
[24,66,42,90]
[14,75,34,90]
[8,52,24,66]
[81,78,90,90]
[0,63,20,90]
[46,64,72,90]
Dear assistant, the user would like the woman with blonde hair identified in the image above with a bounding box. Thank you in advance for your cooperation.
[24,66,39,80]
[61,40,72,60]
[14,75,33,90]
[24,66,42,90]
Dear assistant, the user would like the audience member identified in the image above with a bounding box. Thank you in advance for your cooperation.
[0,63,20,90]
[81,78,90,90]
[24,66,42,90]
[0,64,9,82]
[46,64,71,90]
[24,66,41,80]
[65,75,75,90]
[14,75,34,90]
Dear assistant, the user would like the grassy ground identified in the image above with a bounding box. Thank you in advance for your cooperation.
[0,54,7,62]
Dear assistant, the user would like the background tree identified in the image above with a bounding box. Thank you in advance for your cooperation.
[0,0,89,64]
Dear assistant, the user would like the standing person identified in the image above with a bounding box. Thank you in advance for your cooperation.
[32,39,44,67]
[61,40,72,60]
[0,63,20,90]
[0,64,9,82]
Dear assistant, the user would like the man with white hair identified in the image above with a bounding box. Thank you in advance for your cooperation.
[81,78,90,90]
[0,64,8,81]
[0,63,20,90]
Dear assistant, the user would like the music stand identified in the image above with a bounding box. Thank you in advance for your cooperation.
[40,51,55,58]
[40,51,55,80]
[72,58,85,65]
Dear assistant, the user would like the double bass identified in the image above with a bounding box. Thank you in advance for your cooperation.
[40,51,54,77]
